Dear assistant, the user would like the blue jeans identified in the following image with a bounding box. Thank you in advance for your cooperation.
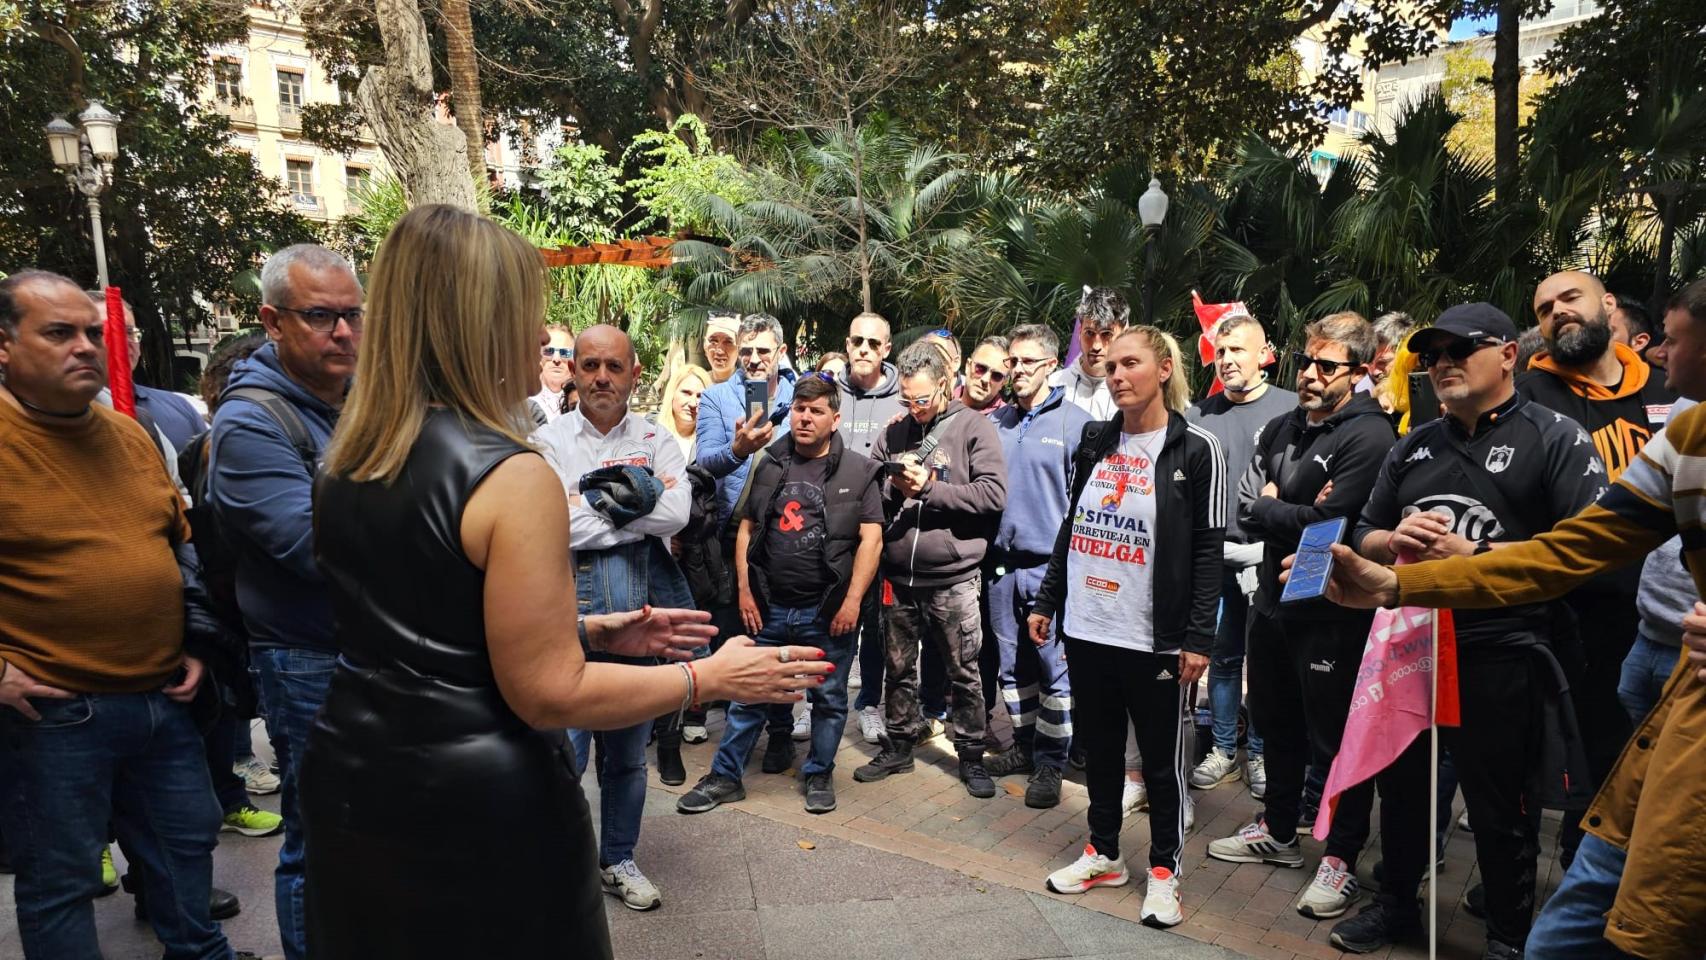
[853,588,886,712]
[714,604,857,779]
[0,692,231,960]
[250,646,336,960]
[1525,834,1634,958]
[1208,570,1262,756]
[990,564,1073,770]
[567,722,649,866]
[1617,630,1679,726]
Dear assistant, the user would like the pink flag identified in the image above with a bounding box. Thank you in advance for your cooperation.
[1313,604,1458,841]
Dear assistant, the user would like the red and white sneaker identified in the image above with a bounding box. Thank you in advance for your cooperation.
[1045,844,1130,895]
[1141,866,1183,928]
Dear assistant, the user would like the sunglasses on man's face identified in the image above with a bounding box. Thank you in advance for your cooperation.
[1416,339,1502,370]
[899,392,938,409]
[541,347,573,360]
[847,335,885,350]
[1293,351,1353,377]
[969,361,1008,383]
[738,346,775,359]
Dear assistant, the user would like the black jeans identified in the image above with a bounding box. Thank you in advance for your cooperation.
[1246,607,1375,865]
[1373,648,1544,949]
[1065,636,1188,871]
[1559,598,1636,861]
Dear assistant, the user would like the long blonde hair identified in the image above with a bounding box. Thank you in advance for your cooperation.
[658,364,711,442]
[324,204,546,483]
[1115,325,1193,415]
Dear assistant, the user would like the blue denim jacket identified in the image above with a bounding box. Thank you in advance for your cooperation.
[575,539,697,662]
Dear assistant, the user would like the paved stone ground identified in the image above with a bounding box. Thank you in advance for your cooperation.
[0,699,1570,960]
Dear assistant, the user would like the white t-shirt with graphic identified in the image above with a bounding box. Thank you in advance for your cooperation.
[1061,428,1164,651]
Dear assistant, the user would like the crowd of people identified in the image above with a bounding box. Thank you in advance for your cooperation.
[0,200,1702,960]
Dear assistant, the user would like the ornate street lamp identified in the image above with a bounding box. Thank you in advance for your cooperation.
[44,101,121,288]
[1138,177,1169,327]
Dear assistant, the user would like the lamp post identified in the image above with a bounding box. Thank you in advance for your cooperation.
[1137,177,1169,327]
[44,101,121,288]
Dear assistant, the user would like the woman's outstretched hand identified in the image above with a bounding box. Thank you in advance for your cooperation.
[591,606,718,660]
[697,636,834,704]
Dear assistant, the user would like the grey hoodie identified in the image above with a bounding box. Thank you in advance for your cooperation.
[835,362,904,459]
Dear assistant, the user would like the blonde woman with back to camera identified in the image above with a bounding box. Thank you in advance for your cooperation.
[298,205,831,959]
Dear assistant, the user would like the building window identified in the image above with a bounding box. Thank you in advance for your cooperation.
[286,159,314,201]
[344,165,370,195]
[214,60,243,103]
[276,69,304,117]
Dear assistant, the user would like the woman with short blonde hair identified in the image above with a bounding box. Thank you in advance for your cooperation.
[657,363,711,462]
[301,205,831,959]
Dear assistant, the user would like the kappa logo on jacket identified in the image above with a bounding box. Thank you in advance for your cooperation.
[1406,446,1433,463]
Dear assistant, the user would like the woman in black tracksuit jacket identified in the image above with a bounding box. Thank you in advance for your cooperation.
[1027,326,1225,928]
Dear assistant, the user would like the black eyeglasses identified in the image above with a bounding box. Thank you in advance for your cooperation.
[969,361,1008,383]
[1293,351,1353,377]
[541,347,573,360]
[847,335,886,349]
[276,305,363,333]
[1415,339,1502,370]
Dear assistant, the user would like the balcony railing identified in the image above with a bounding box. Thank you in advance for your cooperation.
[279,105,302,132]
[216,100,257,126]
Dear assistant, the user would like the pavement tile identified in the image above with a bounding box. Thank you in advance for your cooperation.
[757,900,911,960]
[607,908,765,960]
[901,891,1069,960]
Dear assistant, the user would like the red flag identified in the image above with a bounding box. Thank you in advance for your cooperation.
[103,286,135,417]
[1313,601,1459,841]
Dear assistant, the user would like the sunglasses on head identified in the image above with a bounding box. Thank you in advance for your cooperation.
[1293,351,1353,377]
[541,347,573,360]
[847,335,885,349]
[931,328,952,338]
[969,361,1008,383]
[812,370,836,384]
[1416,338,1502,370]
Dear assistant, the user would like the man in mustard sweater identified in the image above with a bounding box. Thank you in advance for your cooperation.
[1310,278,1706,960]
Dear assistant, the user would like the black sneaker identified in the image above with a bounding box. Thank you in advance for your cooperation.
[1068,744,1088,770]
[1482,939,1522,960]
[1025,765,1063,809]
[1462,882,1486,919]
[1329,902,1422,954]
[1297,797,1320,835]
[677,773,745,814]
[761,734,795,774]
[656,743,686,786]
[804,772,836,814]
[961,758,996,798]
[854,739,915,782]
[986,744,1033,777]
[133,881,241,922]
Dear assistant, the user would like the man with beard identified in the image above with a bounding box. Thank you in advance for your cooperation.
[960,336,1012,417]
[1521,271,1676,868]
[1185,312,1295,798]
[1050,288,1128,420]
[1209,313,1395,915]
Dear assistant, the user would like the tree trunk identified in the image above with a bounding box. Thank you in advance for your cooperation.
[358,0,478,211]
[1491,0,1520,206]
[850,125,873,313]
[441,0,487,195]
[1651,186,1679,316]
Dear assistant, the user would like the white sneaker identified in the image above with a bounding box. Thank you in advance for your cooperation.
[600,859,662,911]
[1140,867,1183,927]
[847,660,862,691]
[1207,820,1305,868]
[234,757,280,795]
[1121,779,1147,818]
[1247,754,1268,799]
[1189,748,1242,789]
[681,722,709,744]
[1184,795,1196,833]
[1296,856,1360,919]
[1045,844,1130,894]
[792,704,812,741]
[859,706,884,744]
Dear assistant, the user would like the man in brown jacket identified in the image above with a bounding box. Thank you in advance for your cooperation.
[1311,278,1706,960]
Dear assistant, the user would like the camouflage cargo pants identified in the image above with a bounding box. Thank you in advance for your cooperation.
[884,577,986,760]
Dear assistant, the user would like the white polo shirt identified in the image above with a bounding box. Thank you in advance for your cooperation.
[532,408,691,552]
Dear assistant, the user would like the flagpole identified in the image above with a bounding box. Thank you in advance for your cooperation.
[1428,608,1440,960]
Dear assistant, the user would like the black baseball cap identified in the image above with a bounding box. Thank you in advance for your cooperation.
[1406,302,1519,351]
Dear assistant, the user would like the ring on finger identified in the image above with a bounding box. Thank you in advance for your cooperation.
[778,646,792,664]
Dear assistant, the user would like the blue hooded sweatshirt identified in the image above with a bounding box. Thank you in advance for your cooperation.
[992,386,1090,563]
[695,367,795,529]
[207,342,340,652]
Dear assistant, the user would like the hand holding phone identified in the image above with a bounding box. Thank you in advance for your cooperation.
[744,380,770,424]
[1280,517,1349,604]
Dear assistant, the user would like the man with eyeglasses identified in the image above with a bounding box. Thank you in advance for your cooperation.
[1521,271,1678,872]
[857,342,1007,798]
[960,335,1012,417]
[982,324,1091,807]
[1209,312,1395,915]
[1185,312,1295,800]
[1049,287,1128,420]
[85,293,207,450]
[834,311,906,743]
[1323,304,1605,956]
[207,243,363,960]
[530,324,574,425]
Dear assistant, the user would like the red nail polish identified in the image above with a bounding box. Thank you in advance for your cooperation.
[825,664,835,672]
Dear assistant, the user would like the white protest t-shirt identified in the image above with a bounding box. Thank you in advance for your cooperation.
[1061,428,1163,651]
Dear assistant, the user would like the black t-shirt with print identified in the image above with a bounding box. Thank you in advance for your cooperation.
[752,453,883,608]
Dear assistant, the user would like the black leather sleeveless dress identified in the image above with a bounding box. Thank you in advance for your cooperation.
[300,408,611,959]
